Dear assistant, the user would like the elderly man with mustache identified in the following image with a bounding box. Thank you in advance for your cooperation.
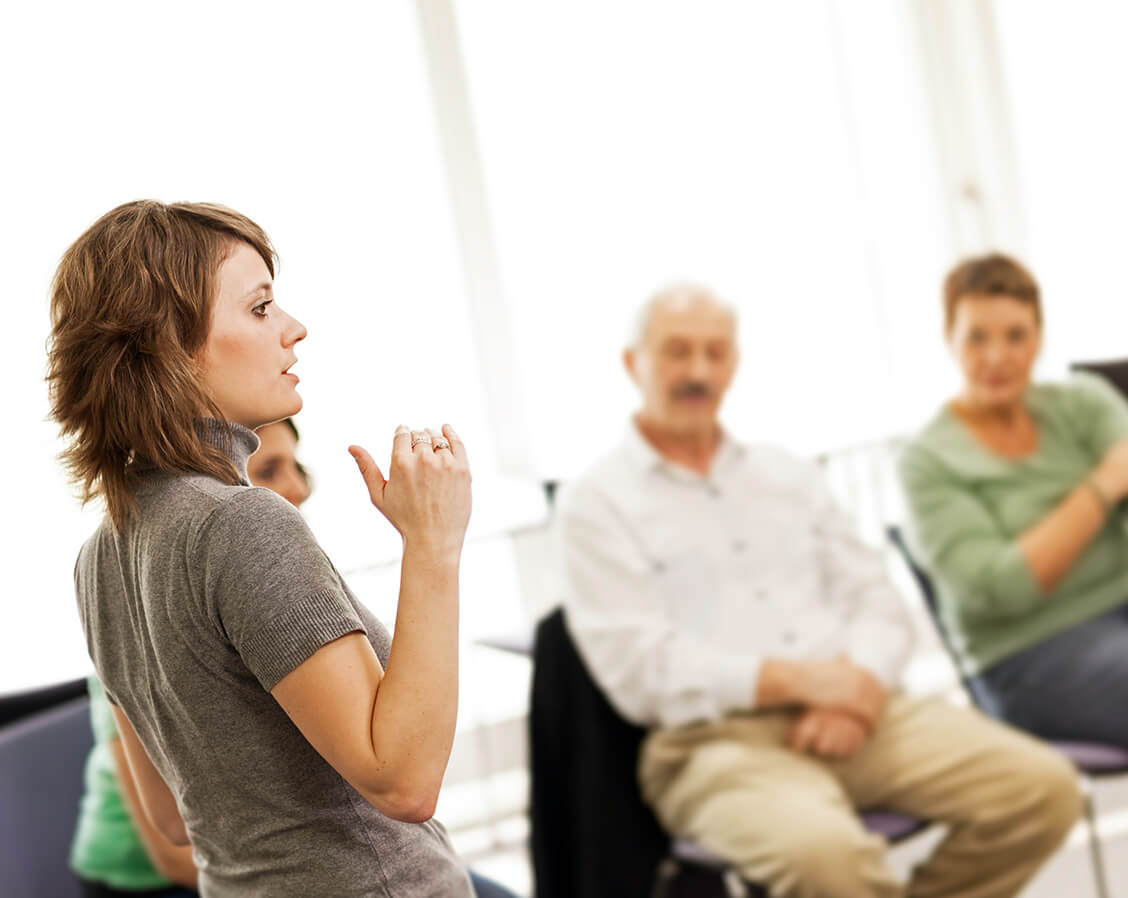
[557,284,1080,898]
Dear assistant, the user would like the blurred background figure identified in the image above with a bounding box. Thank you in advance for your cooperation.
[556,285,1079,898]
[247,419,312,509]
[900,255,1128,747]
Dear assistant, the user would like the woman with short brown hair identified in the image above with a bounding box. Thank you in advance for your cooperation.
[899,252,1128,746]
[49,200,475,897]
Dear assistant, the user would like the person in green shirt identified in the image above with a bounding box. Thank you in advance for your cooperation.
[71,676,199,897]
[899,253,1128,746]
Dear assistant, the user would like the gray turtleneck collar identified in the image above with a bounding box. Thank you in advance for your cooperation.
[196,419,261,485]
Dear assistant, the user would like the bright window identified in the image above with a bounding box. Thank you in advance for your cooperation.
[0,0,525,691]
[995,0,1128,372]
[454,0,952,474]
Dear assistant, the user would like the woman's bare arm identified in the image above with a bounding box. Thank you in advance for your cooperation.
[108,736,198,887]
[109,706,190,846]
[271,425,469,822]
[1019,437,1128,592]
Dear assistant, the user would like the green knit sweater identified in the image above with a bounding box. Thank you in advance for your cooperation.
[899,372,1128,674]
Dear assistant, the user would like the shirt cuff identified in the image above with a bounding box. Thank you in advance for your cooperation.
[716,655,764,715]
[846,641,905,689]
[241,588,366,690]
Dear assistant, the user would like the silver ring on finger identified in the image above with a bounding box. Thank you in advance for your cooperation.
[432,438,451,451]
[411,433,432,449]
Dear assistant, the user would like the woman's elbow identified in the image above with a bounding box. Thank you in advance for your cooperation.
[390,794,439,824]
[153,810,191,846]
[366,786,439,823]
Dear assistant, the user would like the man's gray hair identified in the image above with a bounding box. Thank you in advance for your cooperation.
[628,282,738,349]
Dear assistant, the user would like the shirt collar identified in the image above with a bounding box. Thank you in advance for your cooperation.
[621,417,744,481]
[196,419,260,486]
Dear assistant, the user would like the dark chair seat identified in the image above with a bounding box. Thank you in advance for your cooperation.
[0,695,93,898]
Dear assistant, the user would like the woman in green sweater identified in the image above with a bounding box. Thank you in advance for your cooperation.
[899,253,1128,745]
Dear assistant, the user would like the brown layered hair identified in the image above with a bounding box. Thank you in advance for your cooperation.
[47,200,277,529]
[943,253,1042,334]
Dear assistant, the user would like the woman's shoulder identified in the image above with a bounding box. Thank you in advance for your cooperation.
[1031,371,1123,410]
[899,403,960,468]
[896,399,1016,494]
[206,483,306,530]
[185,481,314,561]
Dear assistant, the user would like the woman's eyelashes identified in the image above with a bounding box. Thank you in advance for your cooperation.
[252,299,273,318]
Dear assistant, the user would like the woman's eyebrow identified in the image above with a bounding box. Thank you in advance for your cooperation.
[243,281,273,300]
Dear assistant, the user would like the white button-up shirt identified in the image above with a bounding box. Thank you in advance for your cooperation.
[558,424,913,729]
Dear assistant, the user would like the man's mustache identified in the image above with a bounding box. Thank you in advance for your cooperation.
[671,381,715,399]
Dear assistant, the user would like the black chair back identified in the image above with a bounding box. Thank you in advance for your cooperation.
[529,607,669,898]
[886,525,1014,717]
[1071,359,1128,401]
[886,526,970,681]
[531,607,769,898]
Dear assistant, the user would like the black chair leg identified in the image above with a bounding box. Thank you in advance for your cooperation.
[1081,780,1112,898]
[721,868,750,898]
[650,857,680,898]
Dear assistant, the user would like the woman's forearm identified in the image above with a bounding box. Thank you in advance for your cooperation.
[1019,477,1108,593]
[367,540,461,821]
[109,737,199,889]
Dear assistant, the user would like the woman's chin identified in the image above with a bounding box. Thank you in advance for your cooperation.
[282,390,303,416]
[972,387,1024,409]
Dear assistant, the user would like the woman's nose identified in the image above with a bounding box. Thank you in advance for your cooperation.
[283,311,308,347]
[282,469,310,507]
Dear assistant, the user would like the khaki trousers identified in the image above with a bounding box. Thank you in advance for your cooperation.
[639,695,1081,898]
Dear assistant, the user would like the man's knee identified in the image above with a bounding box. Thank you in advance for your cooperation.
[976,739,1082,847]
[1021,746,1083,846]
[648,740,761,830]
[768,819,899,898]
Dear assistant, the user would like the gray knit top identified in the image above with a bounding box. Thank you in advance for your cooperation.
[74,420,472,897]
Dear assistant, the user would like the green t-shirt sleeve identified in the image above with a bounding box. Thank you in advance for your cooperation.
[87,675,119,742]
[898,442,1043,621]
[1065,371,1128,456]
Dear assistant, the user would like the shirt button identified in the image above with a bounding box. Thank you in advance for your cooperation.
[707,484,722,498]
[732,539,746,552]
[783,630,797,644]
[755,589,767,602]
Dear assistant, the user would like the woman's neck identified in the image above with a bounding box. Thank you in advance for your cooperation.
[950,394,1038,458]
[951,395,1027,428]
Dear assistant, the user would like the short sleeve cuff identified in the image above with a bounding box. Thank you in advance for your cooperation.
[241,588,366,691]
